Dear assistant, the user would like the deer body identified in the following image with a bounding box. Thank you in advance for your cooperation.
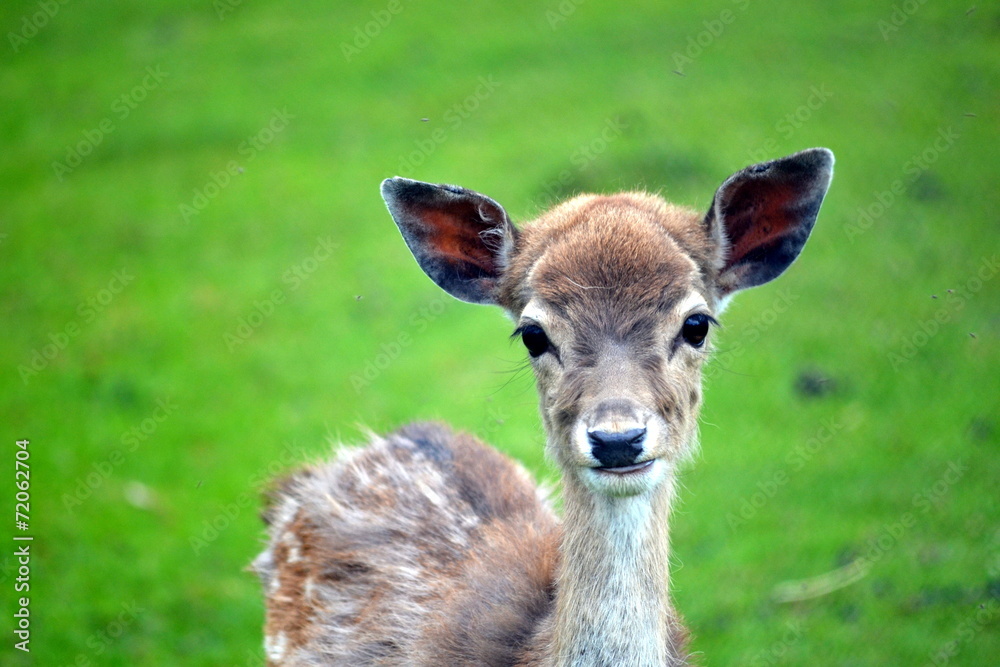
[254,149,834,665]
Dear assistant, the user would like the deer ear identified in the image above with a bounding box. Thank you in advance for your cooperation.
[705,148,834,296]
[381,177,517,305]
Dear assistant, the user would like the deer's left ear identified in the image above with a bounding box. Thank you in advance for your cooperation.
[705,148,834,296]
[381,177,517,305]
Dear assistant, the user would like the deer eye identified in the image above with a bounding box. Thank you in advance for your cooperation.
[519,324,551,358]
[681,314,712,348]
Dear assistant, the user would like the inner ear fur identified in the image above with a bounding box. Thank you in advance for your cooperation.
[381,177,517,305]
[706,147,834,296]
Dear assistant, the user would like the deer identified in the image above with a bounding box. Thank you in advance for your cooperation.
[252,147,835,666]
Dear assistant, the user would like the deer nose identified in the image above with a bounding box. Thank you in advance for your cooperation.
[587,427,646,468]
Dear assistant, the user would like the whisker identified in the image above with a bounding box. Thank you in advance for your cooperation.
[564,275,610,290]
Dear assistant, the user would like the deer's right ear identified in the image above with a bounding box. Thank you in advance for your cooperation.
[381,177,517,305]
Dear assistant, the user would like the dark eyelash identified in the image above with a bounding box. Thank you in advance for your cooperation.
[510,323,536,340]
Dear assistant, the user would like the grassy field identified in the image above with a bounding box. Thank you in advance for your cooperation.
[1,0,998,664]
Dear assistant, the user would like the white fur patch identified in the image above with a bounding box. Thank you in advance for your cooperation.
[304,577,316,600]
[281,531,302,564]
[672,292,711,320]
[519,300,548,327]
[265,632,288,661]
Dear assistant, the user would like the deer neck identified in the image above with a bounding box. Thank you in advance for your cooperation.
[551,471,677,666]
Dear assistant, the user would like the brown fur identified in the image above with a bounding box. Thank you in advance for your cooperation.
[258,193,703,665]
[255,149,833,666]
[499,194,718,315]
[254,423,561,666]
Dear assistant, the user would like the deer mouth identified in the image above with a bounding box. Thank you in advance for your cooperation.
[594,460,655,475]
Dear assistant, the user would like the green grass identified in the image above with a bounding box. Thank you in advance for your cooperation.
[1,0,997,664]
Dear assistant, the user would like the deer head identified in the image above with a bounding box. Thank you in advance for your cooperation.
[381,148,833,499]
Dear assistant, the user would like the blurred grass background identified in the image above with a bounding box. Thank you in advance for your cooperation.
[1,0,998,664]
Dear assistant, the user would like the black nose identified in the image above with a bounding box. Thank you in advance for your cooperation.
[588,427,646,468]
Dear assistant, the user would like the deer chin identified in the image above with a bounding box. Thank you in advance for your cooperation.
[580,458,666,497]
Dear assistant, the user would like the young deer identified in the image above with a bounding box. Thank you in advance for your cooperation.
[253,148,834,665]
